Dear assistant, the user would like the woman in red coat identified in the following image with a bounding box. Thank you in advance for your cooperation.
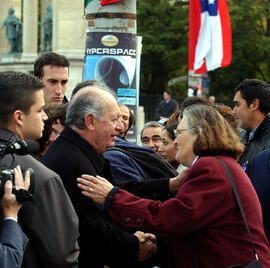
[77,105,270,267]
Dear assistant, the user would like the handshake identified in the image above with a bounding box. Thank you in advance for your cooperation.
[134,231,157,262]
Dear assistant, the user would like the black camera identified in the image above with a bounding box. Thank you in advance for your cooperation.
[0,168,35,199]
[0,140,39,201]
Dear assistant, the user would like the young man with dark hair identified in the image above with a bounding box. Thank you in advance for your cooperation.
[233,78,270,175]
[34,52,70,104]
[0,71,79,267]
[233,79,270,249]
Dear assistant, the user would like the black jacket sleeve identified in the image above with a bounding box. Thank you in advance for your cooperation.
[119,178,172,201]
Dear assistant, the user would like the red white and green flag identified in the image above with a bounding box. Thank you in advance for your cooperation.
[84,0,122,8]
[101,0,122,5]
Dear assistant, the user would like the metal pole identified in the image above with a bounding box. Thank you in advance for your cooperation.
[84,0,140,143]
[85,0,136,34]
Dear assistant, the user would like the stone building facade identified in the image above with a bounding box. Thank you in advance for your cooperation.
[0,0,85,99]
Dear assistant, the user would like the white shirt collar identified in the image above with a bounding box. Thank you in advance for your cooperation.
[191,156,199,166]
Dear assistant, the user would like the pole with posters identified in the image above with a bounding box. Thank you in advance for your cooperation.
[84,0,139,143]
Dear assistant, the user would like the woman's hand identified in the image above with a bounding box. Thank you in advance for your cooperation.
[169,168,189,193]
[77,175,114,205]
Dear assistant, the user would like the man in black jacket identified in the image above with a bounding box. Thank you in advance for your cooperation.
[42,81,157,268]
[233,78,270,176]
[156,90,178,120]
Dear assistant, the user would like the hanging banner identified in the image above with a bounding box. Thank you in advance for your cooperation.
[83,32,138,143]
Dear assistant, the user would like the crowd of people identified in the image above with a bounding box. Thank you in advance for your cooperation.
[0,52,270,268]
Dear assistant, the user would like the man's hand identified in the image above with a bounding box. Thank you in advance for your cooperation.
[134,231,157,262]
[169,168,189,193]
[1,166,30,221]
[77,175,113,205]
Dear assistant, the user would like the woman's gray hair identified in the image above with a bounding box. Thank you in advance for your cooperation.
[66,87,111,129]
[181,108,197,133]
[181,105,245,159]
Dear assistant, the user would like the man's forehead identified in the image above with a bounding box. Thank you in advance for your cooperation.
[233,91,248,104]
[43,64,68,70]
[119,105,129,114]
[142,127,162,137]
[32,89,45,105]
[42,65,69,75]
[105,99,121,115]
[108,107,121,117]
[234,91,242,99]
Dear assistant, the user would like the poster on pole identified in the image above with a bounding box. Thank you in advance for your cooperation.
[83,32,138,143]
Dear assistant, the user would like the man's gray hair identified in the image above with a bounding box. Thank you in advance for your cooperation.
[66,83,115,129]
[140,121,162,140]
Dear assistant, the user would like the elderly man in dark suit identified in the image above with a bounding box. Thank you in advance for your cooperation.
[0,72,79,267]
[42,81,157,268]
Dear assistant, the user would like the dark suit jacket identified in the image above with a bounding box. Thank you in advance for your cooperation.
[249,148,270,243]
[104,137,176,201]
[156,99,179,119]
[107,156,270,268]
[0,128,79,268]
[0,219,28,268]
[239,114,270,175]
[42,126,139,268]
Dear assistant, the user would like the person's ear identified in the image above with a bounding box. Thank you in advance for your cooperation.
[13,110,24,127]
[85,114,96,131]
[251,98,259,112]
